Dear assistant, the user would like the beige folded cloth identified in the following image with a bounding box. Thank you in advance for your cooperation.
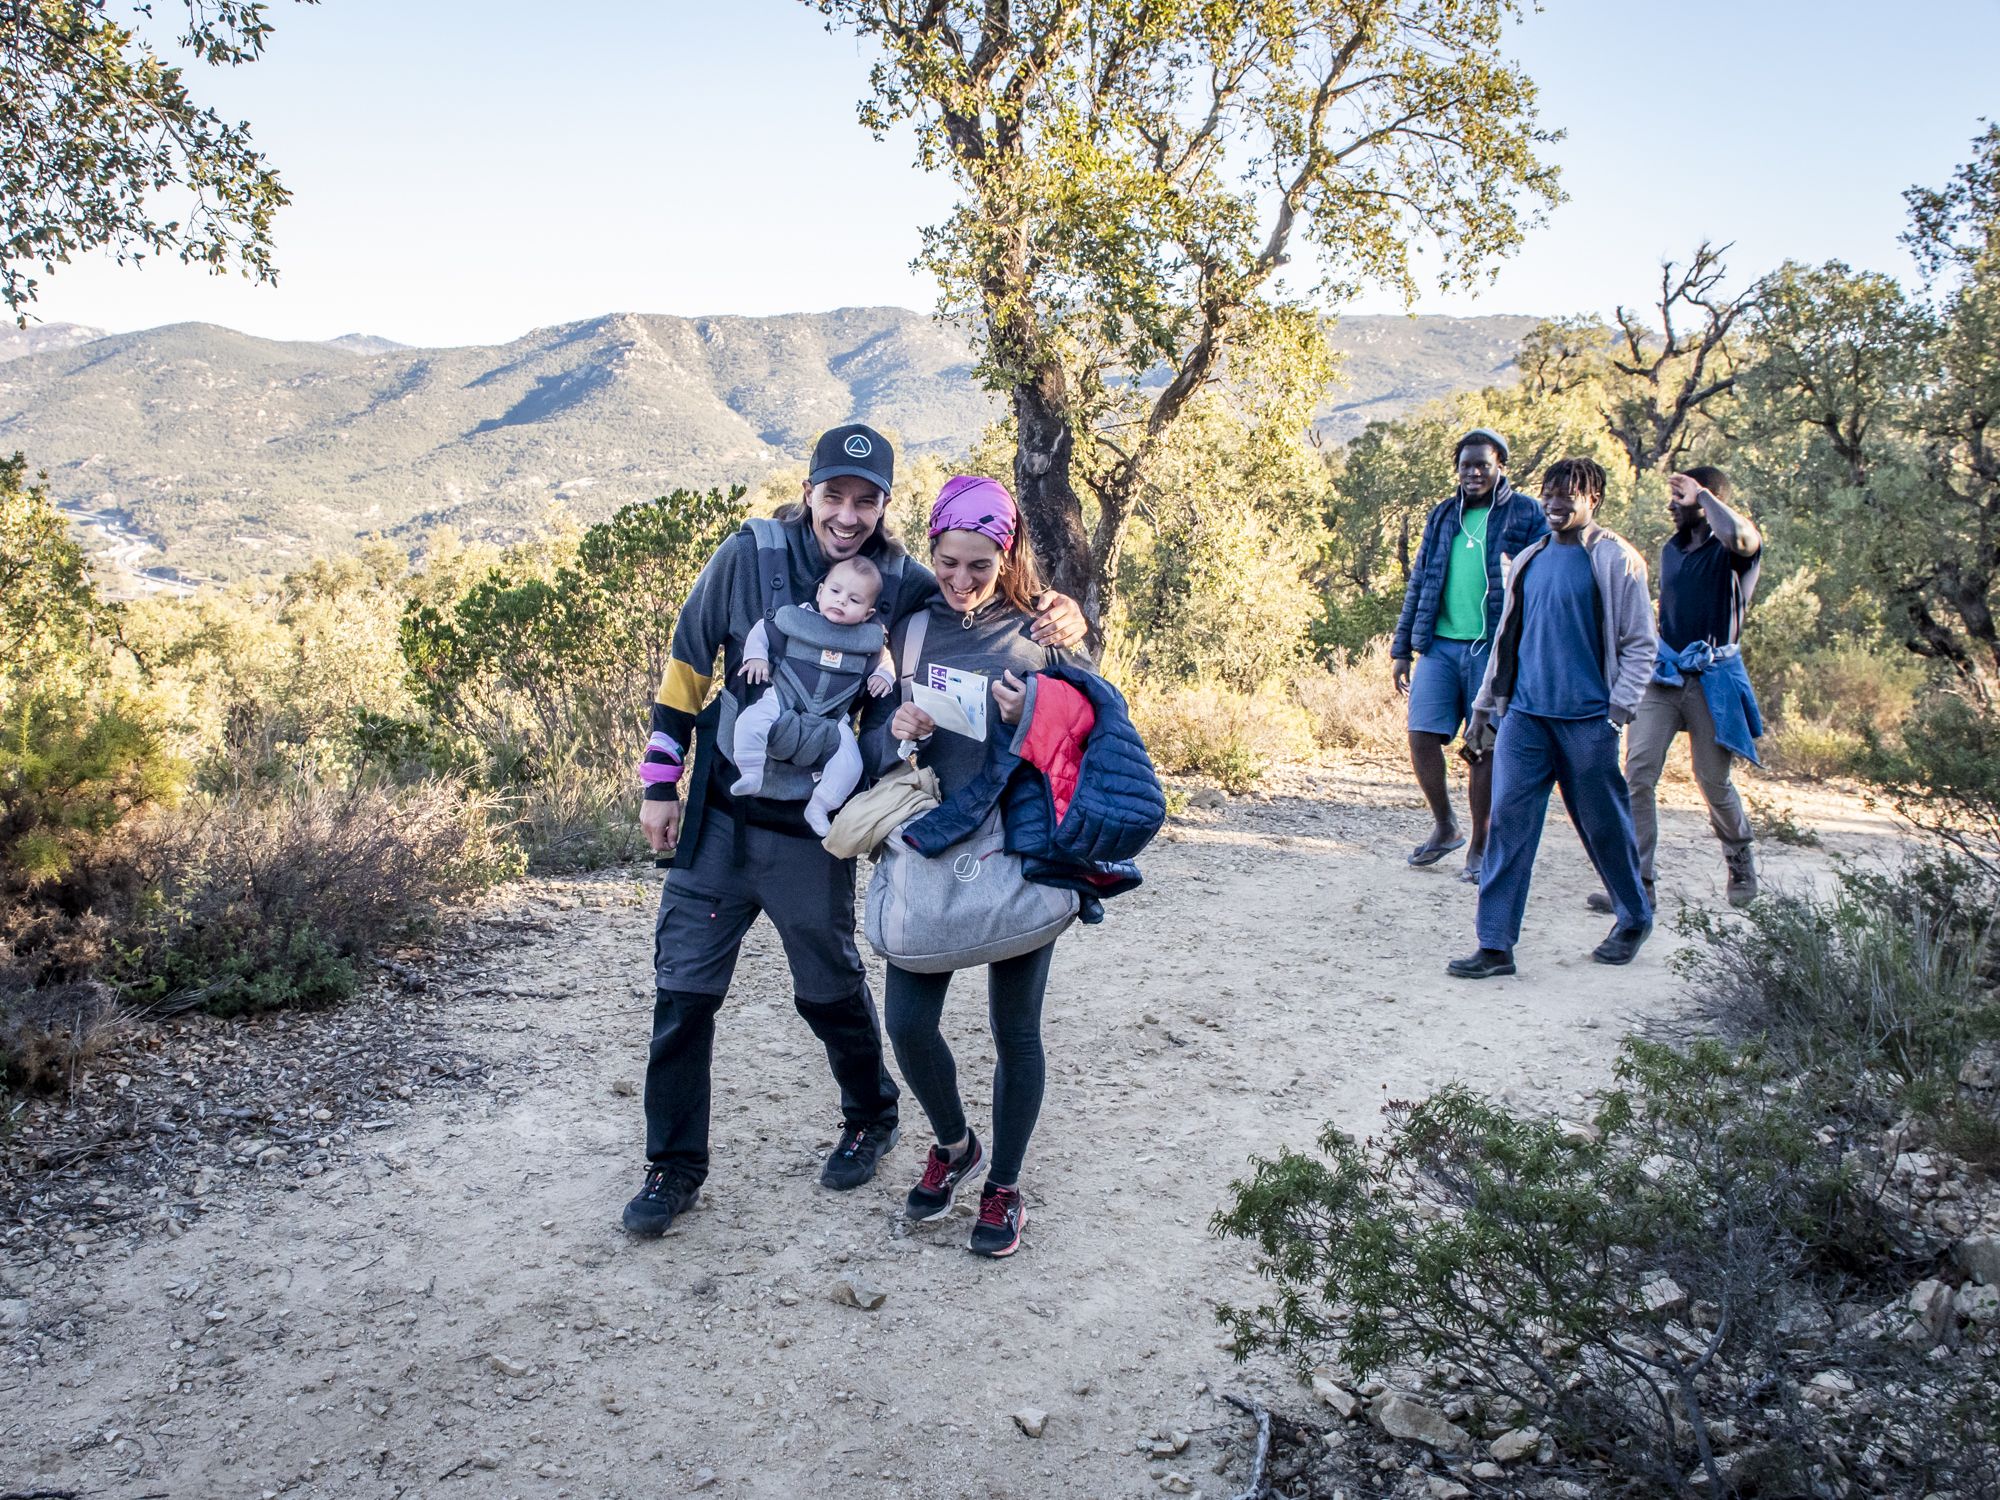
[822,760,941,859]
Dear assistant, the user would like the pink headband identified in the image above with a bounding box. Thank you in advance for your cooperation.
[928,475,1017,552]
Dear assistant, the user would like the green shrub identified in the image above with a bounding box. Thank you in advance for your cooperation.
[1862,691,2000,879]
[1678,859,1999,1166]
[1765,703,1869,779]
[1214,1039,1992,1497]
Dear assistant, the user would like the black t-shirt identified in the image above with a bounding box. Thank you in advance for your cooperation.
[1659,528,1761,651]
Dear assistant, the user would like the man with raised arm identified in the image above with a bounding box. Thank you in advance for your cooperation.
[1587,464,1763,914]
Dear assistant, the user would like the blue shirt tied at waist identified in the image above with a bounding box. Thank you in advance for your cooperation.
[1652,641,1764,765]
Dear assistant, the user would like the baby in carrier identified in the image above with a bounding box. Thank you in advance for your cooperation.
[731,554,896,835]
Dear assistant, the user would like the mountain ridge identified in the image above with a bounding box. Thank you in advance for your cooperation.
[0,307,1540,586]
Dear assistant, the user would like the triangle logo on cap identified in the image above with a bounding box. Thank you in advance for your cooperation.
[844,434,873,458]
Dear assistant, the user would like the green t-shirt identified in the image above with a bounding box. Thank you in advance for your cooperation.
[1434,502,1491,643]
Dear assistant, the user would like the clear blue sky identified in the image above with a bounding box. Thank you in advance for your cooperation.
[33,0,2000,346]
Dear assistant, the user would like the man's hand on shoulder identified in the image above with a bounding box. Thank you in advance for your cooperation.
[1029,591,1090,650]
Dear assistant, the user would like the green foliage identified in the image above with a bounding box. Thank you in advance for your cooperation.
[404,487,744,783]
[1213,1040,1918,1496]
[1114,399,1325,691]
[1860,692,2000,878]
[1677,867,1997,1120]
[1126,682,1315,793]
[1,0,308,316]
[816,0,1561,614]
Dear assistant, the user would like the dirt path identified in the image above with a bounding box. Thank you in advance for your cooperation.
[2,760,1899,1500]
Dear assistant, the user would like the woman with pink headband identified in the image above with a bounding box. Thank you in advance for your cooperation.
[863,474,1089,1258]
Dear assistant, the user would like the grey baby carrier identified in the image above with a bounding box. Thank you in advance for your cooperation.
[717,516,900,803]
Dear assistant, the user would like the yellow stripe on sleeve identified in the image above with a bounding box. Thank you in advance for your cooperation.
[656,659,713,713]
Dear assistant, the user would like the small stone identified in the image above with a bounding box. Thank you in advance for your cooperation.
[1956,1282,2000,1324]
[1557,1118,1601,1144]
[1488,1427,1540,1463]
[1159,1473,1195,1495]
[471,1452,501,1471]
[1188,788,1226,810]
[1805,1370,1857,1408]
[256,1146,290,1169]
[1639,1275,1687,1315]
[488,1354,530,1378]
[690,1469,717,1491]
[1150,1431,1191,1456]
[1311,1374,1363,1419]
[1371,1394,1474,1455]
[0,1299,29,1328]
[828,1280,886,1311]
[1427,1479,1471,1500]
[1956,1234,2000,1287]
[1012,1407,1048,1438]
[610,1079,637,1097]
[1071,1378,1094,1396]
[1909,1278,1956,1338]
[1471,1462,1505,1481]
[777,1291,800,1307]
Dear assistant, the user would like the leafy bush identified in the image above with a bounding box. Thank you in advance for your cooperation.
[111,781,520,1018]
[1862,691,2000,879]
[1215,1039,1995,1497]
[1679,859,1999,1166]
[1127,681,1315,792]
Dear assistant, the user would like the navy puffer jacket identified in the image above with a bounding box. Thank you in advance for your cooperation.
[1390,478,1549,660]
[902,666,1165,917]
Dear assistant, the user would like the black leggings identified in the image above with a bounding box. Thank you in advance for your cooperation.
[883,943,1054,1186]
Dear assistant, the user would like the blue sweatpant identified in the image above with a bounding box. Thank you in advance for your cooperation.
[1476,711,1652,951]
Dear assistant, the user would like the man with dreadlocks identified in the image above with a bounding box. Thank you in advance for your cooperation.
[1449,457,1658,979]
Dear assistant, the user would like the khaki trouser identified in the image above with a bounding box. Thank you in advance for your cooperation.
[1624,678,1754,884]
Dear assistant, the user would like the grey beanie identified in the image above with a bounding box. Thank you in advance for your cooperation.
[1455,427,1509,464]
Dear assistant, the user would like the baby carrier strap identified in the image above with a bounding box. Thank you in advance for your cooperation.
[743,515,791,624]
[896,608,931,703]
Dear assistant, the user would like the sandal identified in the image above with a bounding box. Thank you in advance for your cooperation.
[1407,833,1467,868]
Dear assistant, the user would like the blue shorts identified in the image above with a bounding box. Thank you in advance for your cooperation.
[1407,637,1490,739]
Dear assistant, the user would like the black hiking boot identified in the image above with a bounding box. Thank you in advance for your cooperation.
[1446,947,1516,979]
[821,1120,899,1191]
[1725,850,1759,908]
[906,1132,986,1222]
[621,1165,699,1238]
[1591,921,1653,966]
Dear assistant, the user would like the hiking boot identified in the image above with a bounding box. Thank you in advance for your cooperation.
[1726,850,1759,908]
[621,1165,698,1237]
[821,1120,899,1191]
[1447,947,1516,979]
[969,1183,1027,1258]
[1591,921,1653,966]
[906,1132,986,1222]
[1586,880,1654,915]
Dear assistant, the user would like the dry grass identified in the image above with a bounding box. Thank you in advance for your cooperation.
[1128,680,1317,792]
[1289,639,1406,755]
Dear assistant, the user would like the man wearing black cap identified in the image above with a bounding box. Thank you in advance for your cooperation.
[622,423,1087,1238]
[1390,428,1549,882]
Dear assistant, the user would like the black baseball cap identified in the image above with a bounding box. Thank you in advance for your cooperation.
[808,423,894,495]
